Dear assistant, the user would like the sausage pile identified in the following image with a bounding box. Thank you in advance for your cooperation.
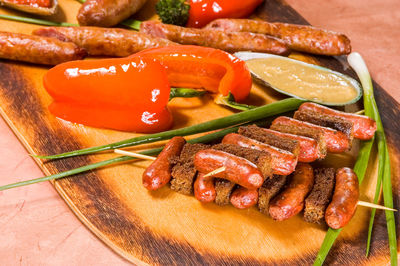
[142,102,376,229]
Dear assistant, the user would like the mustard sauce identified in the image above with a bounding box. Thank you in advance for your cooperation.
[246,57,359,105]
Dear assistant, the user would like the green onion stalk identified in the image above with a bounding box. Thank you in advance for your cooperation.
[313,52,397,265]
[36,98,302,160]
[0,111,281,191]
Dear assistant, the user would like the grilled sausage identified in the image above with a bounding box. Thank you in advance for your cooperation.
[222,133,297,176]
[0,31,87,65]
[205,19,351,56]
[271,117,351,153]
[230,187,258,209]
[269,163,314,221]
[33,26,175,57]
[194,172,216,203]
[140,21,290,55]
[298,102,376,140]
[194,149,264,190]
[239,125,319,162]
[325,168,359,229]
[142,136,186,190]
[77,0,147,27]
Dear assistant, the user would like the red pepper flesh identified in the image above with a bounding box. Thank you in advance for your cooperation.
[133,45,252,102]
[43,57,173,133]
[187,0,264,28]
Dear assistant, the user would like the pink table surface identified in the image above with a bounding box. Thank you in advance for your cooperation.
[0,0,399,265]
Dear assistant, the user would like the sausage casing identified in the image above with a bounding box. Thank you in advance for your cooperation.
[205,19,351,56]
[269,163,314,221]
[222,133,297,176]
[140,21,290,55]
[230,187,258,209]
[0,31,87,65]
[142,136,186,190]
[194,172,216,203]
[271,117,351,153]
[33,26,175,57]
[325,167,359,229]
[77,0,147,27]
[298,102,376,140]
[194,149,264,190]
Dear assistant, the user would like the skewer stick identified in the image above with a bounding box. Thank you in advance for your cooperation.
[354,109,365,115]
[117,149,397,212]
[114,149,156,161]
[202,166,226,178]
[357,201,397,211]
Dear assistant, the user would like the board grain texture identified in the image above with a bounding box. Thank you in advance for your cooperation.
[0,0,398,265]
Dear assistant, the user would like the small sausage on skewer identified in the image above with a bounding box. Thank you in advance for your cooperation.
[77,0,147,27]
[140,21,290,55]
[142,136,186,190]
[269,163,314,221]
[194,172,216,203]
[271,117,351,153]
[0,31,87,65]
[230,187,258,209]
[33,26,176,57]
[239,125,320,162]
[194,149,264,190]
[325,168,359,229]
[298,102,377,140]
[222,133,297,176]
[204,19,351,56]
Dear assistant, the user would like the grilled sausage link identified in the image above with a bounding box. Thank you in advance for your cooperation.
[194,149,264,190]
[33,27,175,57]
[0,31,87,65]
[325,168,359,229]
[77,0,147,27]
[194,172,216,203]
[230,187,258,209]
[142,137,186,190]
[140,21,290,55]
[271,117,351,153]
[222,133,297,176]
[205,19,351,56]
[269,163,314,221]
[298,102,376,140]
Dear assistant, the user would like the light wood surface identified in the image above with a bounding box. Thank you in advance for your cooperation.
[0,0,398,265]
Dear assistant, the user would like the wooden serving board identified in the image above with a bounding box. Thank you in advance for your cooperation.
[0,0,398,264]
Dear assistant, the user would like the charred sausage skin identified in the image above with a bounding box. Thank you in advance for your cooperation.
[142,136,186,190]
[205,19,351,56]
[0,31,87,65]
[325,167,359,229]
[33,26,175,57]
[140,21,290,55]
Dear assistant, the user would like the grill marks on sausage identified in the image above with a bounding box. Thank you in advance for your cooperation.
[33,26,176,57]
[204,18,352,56]
[140,21,290,55]
[0,31,87,65]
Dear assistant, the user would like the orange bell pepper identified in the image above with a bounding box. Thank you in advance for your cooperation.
[43,57,173,133]
[134,45,252,102]
[187,0,264,28]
